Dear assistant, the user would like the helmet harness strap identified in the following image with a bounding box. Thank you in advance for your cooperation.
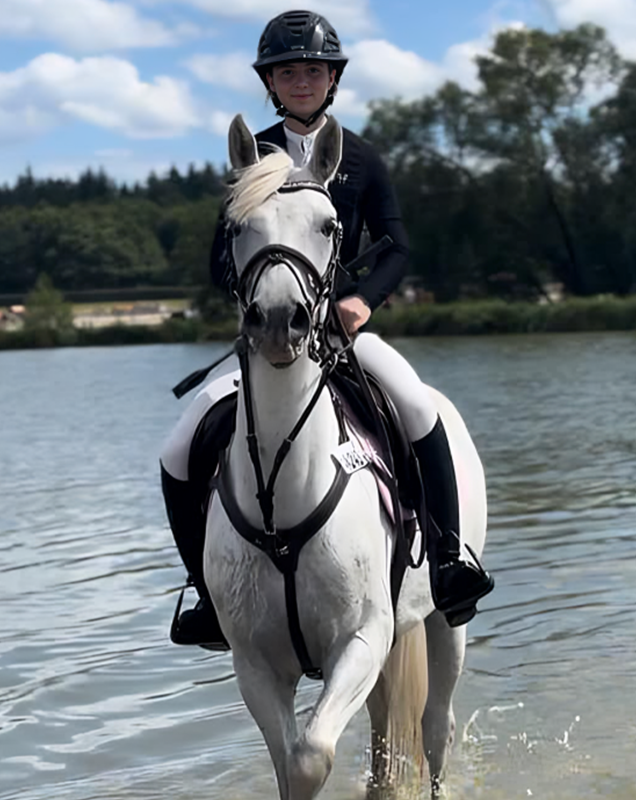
[271,90,336,129]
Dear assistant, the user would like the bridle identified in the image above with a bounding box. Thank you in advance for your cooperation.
[224,180,348,544]
[228,181,343,365]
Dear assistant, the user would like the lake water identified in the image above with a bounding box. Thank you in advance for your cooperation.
[1,333,635,800]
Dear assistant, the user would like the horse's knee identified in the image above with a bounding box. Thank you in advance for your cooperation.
[287,737,334,799]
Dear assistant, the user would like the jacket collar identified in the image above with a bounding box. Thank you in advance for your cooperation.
[255,121,288,151]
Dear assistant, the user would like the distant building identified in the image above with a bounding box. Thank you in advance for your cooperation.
[0,308,25,331]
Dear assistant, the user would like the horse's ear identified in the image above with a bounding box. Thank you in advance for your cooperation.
[229,114,259,170]
[309,116,343,186]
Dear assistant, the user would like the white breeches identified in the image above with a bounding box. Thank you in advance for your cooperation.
[160,333,439,482]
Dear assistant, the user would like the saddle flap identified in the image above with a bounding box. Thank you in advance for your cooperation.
[328,366,422,513]
[188,392,238,503]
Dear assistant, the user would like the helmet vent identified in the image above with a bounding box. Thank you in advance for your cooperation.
[324,30,340,53]
[283,11,312,34]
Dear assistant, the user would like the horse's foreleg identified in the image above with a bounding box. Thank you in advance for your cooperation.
[234,651,298,800]
[289,626,390,800]
[422,611,466,794]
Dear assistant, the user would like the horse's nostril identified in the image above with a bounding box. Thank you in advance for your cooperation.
[290,303,310,337]
[244,302,264,330]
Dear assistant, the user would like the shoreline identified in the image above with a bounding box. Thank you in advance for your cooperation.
[1,297,635,351]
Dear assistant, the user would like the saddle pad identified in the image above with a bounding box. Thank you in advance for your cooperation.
[328,382,417,526]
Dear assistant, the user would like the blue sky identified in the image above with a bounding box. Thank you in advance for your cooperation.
[0,0,631,186]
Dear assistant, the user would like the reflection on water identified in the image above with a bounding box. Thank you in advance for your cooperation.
[1,334,635,799]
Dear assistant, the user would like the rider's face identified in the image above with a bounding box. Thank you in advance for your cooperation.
[267,61,336,119]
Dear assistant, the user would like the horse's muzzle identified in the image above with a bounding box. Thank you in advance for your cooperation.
[242,301,312,367]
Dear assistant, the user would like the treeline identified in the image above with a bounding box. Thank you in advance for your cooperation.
[3,23,636,302]
[362,24,636,301]
[0,197,222,293]
[0,164,225,208]
[0,165,225,294]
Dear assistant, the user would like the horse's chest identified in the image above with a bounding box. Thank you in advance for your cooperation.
[207,491,389,634]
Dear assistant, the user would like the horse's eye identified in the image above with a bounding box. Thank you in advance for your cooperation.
[322,219,337,237]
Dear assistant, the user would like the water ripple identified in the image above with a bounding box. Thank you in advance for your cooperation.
[1,336,636,798]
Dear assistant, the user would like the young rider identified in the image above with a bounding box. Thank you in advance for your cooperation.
[161,10,494,648]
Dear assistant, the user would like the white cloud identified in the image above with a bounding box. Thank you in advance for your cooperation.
[442,39,489,91]
[0,105,57,144]
[332,36,488,119]
[344,40,443,103]
[544,0,636,58]
[0,0,182,52]
[0,54,200,141]
[185,51,263,95]
[156,0,374,37]
[208,109,237,135]
[331,87,369,118]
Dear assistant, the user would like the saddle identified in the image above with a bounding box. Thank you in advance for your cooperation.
[188,363,423,525]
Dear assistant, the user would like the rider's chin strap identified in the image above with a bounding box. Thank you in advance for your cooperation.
[272,92,335,129]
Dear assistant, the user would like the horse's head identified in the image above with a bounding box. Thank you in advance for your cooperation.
[226,114,343,368]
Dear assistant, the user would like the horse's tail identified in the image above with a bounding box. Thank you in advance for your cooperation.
[384,620,428,780]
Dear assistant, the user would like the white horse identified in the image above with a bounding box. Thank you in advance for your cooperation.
[203,114,488,799]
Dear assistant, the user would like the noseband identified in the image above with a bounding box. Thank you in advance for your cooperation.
[228,181,343,363]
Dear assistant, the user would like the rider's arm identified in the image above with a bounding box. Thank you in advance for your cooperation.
[354,146,409,311]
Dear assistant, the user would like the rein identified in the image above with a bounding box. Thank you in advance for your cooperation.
[235,334,339,541]
[222,338,346,680]
[215,181,348,678]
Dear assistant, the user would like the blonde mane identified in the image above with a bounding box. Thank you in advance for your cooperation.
[227,149,295,225]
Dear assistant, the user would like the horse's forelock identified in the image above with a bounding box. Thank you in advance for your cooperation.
[227,150,295,226]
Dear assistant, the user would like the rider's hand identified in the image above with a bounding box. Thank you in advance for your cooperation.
[337,295,371,336]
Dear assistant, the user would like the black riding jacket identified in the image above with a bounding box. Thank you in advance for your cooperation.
[209,121,409,311]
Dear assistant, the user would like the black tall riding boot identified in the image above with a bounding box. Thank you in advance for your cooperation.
[412,417,494,627]
[161,465,229,650]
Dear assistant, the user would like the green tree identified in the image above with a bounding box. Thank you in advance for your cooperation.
[472,24,622,294]
[165,197,221,285]
[23,274,76,345]
[364,24,631,300]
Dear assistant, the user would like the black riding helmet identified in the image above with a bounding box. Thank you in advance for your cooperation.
[253,10,348,128]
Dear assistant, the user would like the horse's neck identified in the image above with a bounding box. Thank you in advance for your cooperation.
[229,352,339,529]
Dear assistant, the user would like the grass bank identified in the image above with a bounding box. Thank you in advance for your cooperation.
[0,317,237,351]
[369,296,636,336]
[2,296,636,351]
